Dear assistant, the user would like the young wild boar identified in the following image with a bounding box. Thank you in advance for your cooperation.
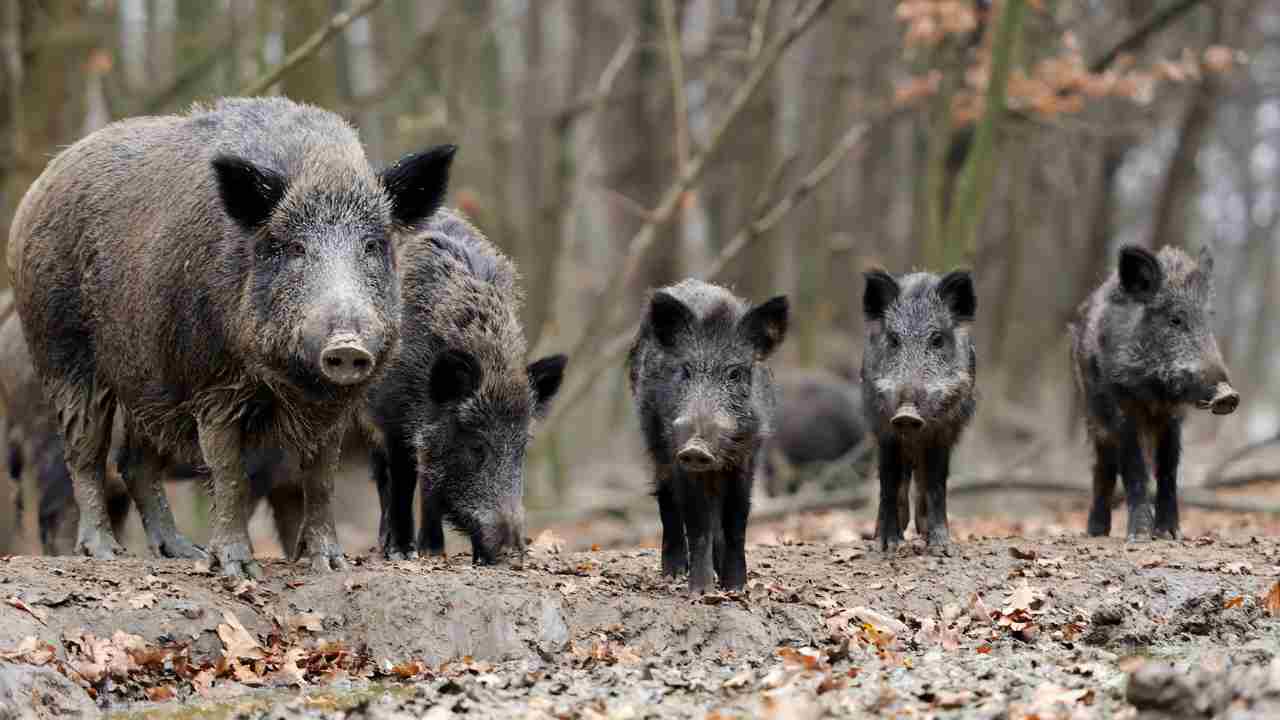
[862,269,976,554]
[7,97,454,577]
[366,210,567,564]
[628,280,788,593]
[1071,245,1238,541]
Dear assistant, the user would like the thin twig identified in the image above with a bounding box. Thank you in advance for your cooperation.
[561,0,835,372]
[751,152,799,218]
[529,34,637,359]
[1089,0,1209,75]
[748,0,773,59]
[240,0,386,97]
[660,0,690,178]
[541,112,877,434]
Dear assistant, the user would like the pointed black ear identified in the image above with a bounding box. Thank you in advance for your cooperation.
[211,155,289,232]
[648,290,695,349]
[1118,245,1162,299]
[527,354,568,417]
[381,144,457,229]
[428,349,481,406]
[740,296,789,359]
[863,270,900,321]
[938,270,976,322]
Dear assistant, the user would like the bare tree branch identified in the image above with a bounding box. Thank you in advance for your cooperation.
[240,0,386,97]
[660,0,690,178]
[541,114,878,434]
[1089,0,1210,75]
[559,0,834,372]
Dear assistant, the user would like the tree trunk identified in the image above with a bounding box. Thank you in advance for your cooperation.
[283,0,341,107]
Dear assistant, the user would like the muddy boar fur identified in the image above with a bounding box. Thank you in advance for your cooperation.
[1,285,301,556]
[761,369,866,497]
[1070,245,1239,541]
[366,209,566,564]
[861,269,977,554]
[628,280,788,593]
[7,97,454,577]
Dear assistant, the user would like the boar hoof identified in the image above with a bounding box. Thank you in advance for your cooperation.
[878,535,902,555]
[76,528,125,560]
[384,548,418,561]
[309,553,350,573]
[926,527,951,549]
[1151,526,1182,541]
[661,558,688,578]
[212,541,263,580]
[150,533,208,560]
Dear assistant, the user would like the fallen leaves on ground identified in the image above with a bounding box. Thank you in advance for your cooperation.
[1263,581,1280,617]
[5,596,49,625]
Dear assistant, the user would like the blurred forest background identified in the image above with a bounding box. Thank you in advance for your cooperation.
[3,0,1280,556]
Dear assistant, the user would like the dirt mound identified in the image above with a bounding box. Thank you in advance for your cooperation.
[0,535,1277,717]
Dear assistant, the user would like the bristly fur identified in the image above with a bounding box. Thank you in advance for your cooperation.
[1070,244,1233,541]
[7,96,453,569]
[367,208,566,563]
[628,278,788,593]
[860,269,977,552]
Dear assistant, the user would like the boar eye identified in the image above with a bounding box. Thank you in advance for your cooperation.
[468,441,486,466]
[284,241,306,259]
[1169,314,1185,328]
[680,363,694,380]
[886,333,900,350]
[364,237,382,255]
[727,365,750,383]
[930,333,945,349]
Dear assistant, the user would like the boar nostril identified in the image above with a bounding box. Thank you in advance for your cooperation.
[676,444,715,472]
[319,343,375,386]
[891,406,925,432]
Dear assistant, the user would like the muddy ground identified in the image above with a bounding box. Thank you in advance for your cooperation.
[3,528,1280,719]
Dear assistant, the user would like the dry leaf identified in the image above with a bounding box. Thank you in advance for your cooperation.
[145,685,175,702]
[192,668,215,697]
[6,596,49,625]
[217,610,265,660]
[530,529,565,555]
[271,648,307,687]
[1262,581,1280,617]
[129,592,158,610]
[1224,596,1245,610]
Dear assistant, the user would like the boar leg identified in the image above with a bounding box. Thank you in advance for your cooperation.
[373,438,417,559]
[53,382,124,559]
[294,432,349,572]
[680,477,715,594]
[910,469,924,537]
[199,420,260,578]
[718,470,751,591]
[418,490,446,558]
[1152,419,1182,540]
[922,446,952,551]
[876,437,906,553]
[1086,439,1119,537]
[119,436,206,559]
[1119,426,1153,542]
[656,475,687,578]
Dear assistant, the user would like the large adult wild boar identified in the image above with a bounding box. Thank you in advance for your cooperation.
[7,97,455,577]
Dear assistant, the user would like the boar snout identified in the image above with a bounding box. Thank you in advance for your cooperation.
[472,510,527,568]
[891,404,925,433]
[319,340,375,385]
[673,408,734,472]
[1197,382,1240,415]
[676,440,716,472]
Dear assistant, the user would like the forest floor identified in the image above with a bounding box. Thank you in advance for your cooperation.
[3,511,1280,720]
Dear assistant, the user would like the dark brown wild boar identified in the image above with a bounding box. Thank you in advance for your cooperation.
[7,96,455,577]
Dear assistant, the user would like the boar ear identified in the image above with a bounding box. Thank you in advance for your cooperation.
[428,349,481,406]
[527,354,568,417]
[381,144,457,229]
[938,270,976,322]
[1118,245,1162,300]
[863,270,900,321]
[648,291,695,349]
[740,296,789,359]
[211,155,288,232]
